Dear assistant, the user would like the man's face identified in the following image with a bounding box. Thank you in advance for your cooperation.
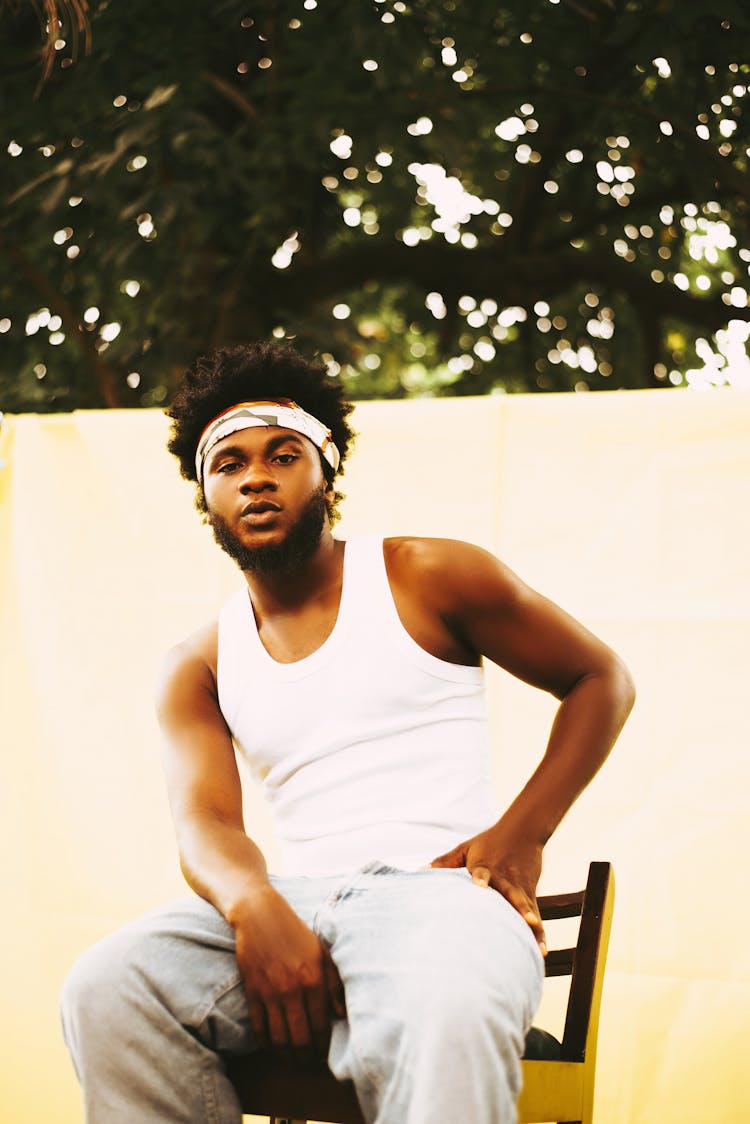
[201,426,333,576]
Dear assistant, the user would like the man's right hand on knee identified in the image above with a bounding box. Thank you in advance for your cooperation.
[232,883,346,1059]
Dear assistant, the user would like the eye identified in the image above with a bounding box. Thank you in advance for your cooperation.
[216,460,240,473]
[273,453,298,465]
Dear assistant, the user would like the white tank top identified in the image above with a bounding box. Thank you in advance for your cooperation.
[217,535,497,876]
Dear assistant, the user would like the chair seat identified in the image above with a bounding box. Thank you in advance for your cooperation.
[226,1026,561,1122]
[227,1052,363,1124]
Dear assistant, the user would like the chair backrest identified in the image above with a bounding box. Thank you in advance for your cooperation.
[537,860,615,1063]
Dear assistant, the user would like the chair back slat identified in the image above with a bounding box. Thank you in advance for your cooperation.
[543,947,576,977]
[539,891,585,921]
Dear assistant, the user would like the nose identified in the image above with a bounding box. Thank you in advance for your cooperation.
[238,460,277,493]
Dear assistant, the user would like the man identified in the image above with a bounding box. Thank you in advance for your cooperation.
[61,340,635,1124]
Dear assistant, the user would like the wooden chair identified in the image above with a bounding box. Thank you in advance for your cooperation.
[227,861,614,1124]
[517,860,614,1124]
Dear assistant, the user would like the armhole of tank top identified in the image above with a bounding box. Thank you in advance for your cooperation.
[361,536,484,684]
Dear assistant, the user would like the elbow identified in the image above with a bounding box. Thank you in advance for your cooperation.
[178,851,197,890]
[611,656,636,718]
[575,654,635,718]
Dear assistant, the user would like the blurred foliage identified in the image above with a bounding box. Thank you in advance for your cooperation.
[2,0,750,410]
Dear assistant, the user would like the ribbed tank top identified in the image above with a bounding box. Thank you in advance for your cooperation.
[217,535,497,876]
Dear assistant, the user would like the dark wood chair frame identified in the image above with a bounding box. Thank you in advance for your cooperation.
[227,861,615,1124]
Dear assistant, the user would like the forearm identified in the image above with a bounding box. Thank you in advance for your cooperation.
[497,660,635,844]
[177,809,346,1051]
[175,810,273,926]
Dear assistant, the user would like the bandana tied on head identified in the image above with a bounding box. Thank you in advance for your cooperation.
[195,399,340,483]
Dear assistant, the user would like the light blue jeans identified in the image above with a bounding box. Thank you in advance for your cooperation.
[61,863,544,1124]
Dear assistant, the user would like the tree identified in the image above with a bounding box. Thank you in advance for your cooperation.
[2,0,749,411]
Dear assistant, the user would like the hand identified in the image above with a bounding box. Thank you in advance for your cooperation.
[431,828,547,955]
[233,885,346,1059]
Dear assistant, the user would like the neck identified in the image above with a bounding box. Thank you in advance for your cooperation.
[243,528,343,612]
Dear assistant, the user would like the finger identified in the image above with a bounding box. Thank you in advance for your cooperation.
[496,879,547,955]
[281,990,315,1054]
[303,984,331,1056]
[470,864,491,887]
[519,906,547,955]
[526,904,547,956]
[496,877,532,915]
[323,951,346,1019]
[265,996,292,1052]
[246,995,269,1048]
[430,845,464,869]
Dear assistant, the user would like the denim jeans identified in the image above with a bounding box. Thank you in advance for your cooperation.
[61,862,544,1124]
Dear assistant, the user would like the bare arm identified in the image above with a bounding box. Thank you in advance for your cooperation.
[157,642,266,906]
[410,540,635,951]
[156,638,344,1053]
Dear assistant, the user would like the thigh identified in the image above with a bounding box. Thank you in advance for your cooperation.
[63,884,338,1056]
[90,884,339,1025]
[319,866,544,1030]
[317,867,545,1122]
[269,872,342,929]
[63,896,242,1032]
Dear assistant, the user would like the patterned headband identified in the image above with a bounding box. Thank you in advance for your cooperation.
[195,399,340,482]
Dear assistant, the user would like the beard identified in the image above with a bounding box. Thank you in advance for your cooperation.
[208,484,329,577]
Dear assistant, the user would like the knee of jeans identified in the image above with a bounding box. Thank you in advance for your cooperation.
[60,929,143,1045]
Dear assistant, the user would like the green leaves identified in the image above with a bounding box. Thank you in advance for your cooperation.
[2,0,750,411]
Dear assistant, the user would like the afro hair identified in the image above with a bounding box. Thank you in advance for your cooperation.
[166,341,356,519]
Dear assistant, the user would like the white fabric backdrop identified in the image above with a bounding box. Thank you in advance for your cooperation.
[1,388,748,1123]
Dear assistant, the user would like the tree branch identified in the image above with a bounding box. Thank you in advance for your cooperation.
[201,70,258,121]
[262,239,750,337]
[1,235,122,406]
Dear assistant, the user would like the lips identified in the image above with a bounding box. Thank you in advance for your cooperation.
[240,501,281,517]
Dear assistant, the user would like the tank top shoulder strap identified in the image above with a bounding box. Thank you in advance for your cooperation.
[217,587,257,728]
[342,534,484,683]
[338,534,401,631]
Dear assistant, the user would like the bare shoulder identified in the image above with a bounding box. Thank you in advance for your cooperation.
[384,534,506,574]
[384,535,520,613]
[156,619,220,716]
[385,536,630,694]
